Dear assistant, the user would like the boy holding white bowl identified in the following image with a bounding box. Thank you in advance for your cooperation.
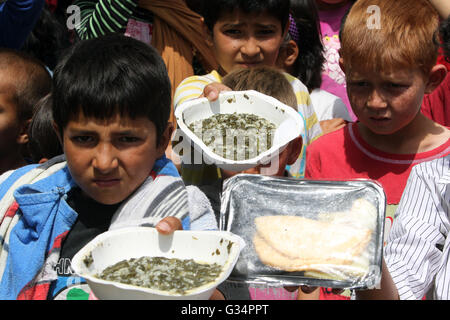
[0,34,218,300]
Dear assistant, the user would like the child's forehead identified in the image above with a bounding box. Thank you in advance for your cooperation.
[345,63,425,80]
[217,9,283,26]
[66,111,152,129]
[0,71,19,102]
[0,76,17,94]
[0,66,20,87]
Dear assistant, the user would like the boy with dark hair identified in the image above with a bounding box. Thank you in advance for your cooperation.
[0,34,217,300]
[303,0,450,300]
[173,0,322,185]
[0,48,52,175]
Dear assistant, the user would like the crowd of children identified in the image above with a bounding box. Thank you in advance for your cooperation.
[0,0,449,300]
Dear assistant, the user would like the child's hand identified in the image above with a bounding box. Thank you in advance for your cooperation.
[319,118,348,134]
[209,289,225,300]
[155,216,183,234]
[202,82,232,101]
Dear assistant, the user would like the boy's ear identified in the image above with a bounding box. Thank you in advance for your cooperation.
[202,17,214,47]
[425,64,447,94]
[16,119,31,145]
[279,40,299,70]
[157,122,175,157]
[286,136,303,165]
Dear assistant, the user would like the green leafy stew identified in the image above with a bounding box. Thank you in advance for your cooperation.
[188,112,277,160]
[96,256,222,295]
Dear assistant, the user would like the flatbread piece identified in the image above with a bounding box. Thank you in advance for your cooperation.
[253,215,372,272]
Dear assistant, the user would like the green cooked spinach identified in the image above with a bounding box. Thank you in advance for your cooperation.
[188,113,277,160]
[96,256,222,295]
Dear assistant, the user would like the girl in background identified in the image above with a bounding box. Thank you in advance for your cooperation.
[316,0,356,121]
[277,0,351,134]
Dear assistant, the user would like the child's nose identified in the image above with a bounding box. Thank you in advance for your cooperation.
[241,37,261,57]
[92,143,119,172]
[367,89,388,109]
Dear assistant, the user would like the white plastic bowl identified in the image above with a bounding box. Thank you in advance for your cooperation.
[71,227,245,300]
[173,90,305,172]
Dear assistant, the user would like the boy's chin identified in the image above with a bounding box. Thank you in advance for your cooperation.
[95,198,124,205]
[82,189,127,206]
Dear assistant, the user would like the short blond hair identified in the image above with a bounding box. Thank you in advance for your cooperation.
[340,0,440,75]
[222,66,297,110]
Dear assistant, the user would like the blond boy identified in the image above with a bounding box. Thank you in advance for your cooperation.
[301,0,450,300]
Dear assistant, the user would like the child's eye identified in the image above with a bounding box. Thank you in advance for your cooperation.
[223,28,242,37]
[118,136,140,143]
[349,81,370,88]
[256,28,275,36]
[72,136,94,144]
[386,83,406,89]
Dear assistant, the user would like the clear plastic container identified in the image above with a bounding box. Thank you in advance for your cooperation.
[220,174,386,290]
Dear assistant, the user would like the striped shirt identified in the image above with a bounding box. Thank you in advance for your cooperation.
[385,154,450,300]
[173,70,322,184]
[74,0,152,40]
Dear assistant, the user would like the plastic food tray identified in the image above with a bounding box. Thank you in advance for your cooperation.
[220,174,386,289]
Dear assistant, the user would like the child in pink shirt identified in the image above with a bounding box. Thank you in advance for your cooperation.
[316,0,356,120]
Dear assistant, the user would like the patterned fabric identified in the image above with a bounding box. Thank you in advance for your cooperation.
[288,13,299,43]
[385,154,450,300]
[74,0,140,39]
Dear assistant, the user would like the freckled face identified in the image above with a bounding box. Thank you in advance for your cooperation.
[346,67,428,136]
[209,10,286,74]
[62,113,167,205]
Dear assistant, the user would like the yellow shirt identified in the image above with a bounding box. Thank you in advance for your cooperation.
[173,70,322,184]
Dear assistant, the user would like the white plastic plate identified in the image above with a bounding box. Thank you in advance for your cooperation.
[72,227,245,300]
[174,90,305,172]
